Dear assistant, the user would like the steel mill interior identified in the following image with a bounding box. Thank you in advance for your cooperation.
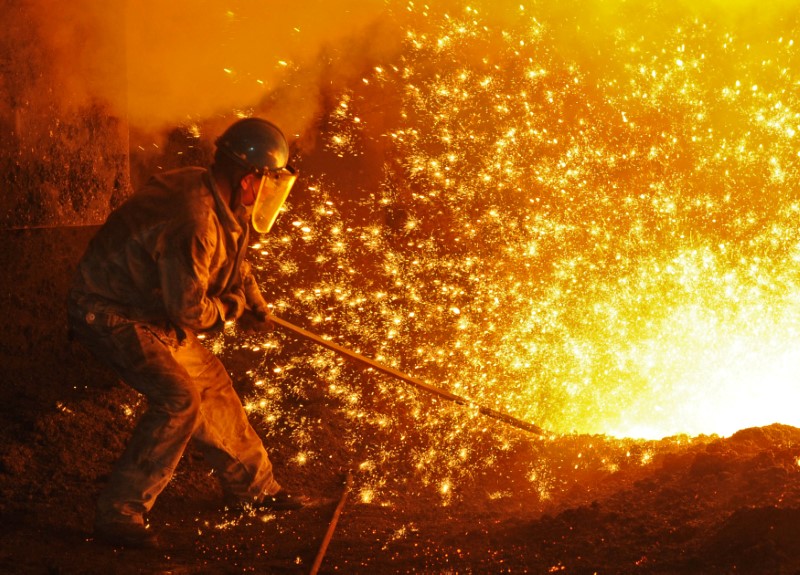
[3,1,800,573]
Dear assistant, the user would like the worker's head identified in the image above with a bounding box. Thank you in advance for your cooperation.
[214,118,297,233]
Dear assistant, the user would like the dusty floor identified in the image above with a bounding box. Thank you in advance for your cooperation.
[3,227,800,574]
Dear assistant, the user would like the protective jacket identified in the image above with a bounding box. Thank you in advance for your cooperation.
[70,167,267,331]
[67,167,281,526]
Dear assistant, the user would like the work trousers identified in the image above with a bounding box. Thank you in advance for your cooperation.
[68,307,281,526]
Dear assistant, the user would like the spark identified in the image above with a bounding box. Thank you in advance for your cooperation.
[217,0,800,506]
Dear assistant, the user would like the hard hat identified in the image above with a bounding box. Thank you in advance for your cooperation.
[216,118,298,234]
[215,117,290,174]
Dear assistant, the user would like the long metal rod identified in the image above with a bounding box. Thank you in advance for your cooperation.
[309,473,352,575]
[268,314,544,436]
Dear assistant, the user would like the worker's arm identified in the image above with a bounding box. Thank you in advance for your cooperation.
[157,220,229,331]
[241,260,270,322]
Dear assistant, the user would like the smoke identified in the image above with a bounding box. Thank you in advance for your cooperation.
[15,0,799,140]
[6,0,398,141]
[1,2,123,114]
[125,1,402,138]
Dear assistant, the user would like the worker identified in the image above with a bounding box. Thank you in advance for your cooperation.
[67,117,303,549]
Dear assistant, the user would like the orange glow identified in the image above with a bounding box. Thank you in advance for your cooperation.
[79,0,799,505]
[235,0,800,449]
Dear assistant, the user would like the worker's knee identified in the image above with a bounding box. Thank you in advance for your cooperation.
[153,384,202,431]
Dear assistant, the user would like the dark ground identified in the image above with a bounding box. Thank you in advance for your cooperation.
[3,226,800,574]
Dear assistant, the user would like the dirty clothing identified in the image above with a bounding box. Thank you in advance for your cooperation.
[70,168,268,328]
[68,168,279,526]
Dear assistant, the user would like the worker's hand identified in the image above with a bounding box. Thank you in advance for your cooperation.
[220,292,246,320]
[238,306,274,332]
[251,305,269,323]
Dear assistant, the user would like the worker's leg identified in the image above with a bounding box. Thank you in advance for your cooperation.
[71,313,200,526]
[174,332,281,501]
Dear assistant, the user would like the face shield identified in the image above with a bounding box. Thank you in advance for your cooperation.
[250,166,297,233]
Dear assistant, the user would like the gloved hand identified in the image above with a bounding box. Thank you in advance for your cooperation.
[219,291,246,321]
[236,304,274,333]
[250,304,269,322]
[240,261,272,328]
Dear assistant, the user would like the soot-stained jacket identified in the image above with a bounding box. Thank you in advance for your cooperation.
[69,167,267,332]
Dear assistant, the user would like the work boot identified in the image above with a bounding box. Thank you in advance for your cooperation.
[94,521,159,549]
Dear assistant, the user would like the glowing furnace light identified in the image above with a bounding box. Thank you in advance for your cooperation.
[609,315,800,439]
[234,2,800,496]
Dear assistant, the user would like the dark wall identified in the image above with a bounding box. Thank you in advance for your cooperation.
[0,1,129,230]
